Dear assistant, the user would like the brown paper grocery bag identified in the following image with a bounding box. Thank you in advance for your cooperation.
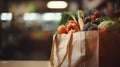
[85,31,99,67]
[99,32,120,67]
[50,31,99,67]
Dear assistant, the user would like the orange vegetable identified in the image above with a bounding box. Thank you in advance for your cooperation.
[57,25,67,34]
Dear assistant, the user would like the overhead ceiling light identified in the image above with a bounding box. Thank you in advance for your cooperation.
[1,13,12,21]
[23,13,38,20]
[42,12,61,21]
[47,1,68,9]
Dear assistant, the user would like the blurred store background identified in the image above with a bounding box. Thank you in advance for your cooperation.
[0,0,120,60]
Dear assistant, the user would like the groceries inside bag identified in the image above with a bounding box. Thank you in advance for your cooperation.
[50,10,120,67]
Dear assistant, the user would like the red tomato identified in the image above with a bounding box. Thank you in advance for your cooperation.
[99,27,109,32]
[68,20,78,26]
[66,21,79,33]
[94,11,100,18]
[68,30,76,33]
[91,15,96,20]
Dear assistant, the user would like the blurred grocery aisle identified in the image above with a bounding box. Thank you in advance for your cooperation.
[0,0,120,61]
[1,0,82,60]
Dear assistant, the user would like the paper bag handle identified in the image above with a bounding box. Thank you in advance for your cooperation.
[50,33,72,67]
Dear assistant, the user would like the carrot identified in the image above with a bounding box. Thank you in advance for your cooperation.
[78,18,84,31]
[77,10,84,31]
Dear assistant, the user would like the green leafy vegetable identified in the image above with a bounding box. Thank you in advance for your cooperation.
[59,10,84,26]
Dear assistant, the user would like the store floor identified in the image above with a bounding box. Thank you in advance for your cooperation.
[0,61,50,67]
